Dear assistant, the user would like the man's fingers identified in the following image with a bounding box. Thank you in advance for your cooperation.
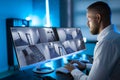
[64,63,76,72]
[70,60,80,64]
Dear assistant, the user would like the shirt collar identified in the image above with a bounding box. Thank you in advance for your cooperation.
[97,24,115,41]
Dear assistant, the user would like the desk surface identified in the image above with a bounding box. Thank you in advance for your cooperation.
[1,69,73,80]
[1,58,74,80]
[1,54,92,80]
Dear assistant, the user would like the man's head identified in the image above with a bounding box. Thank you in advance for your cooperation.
[87,1,111,35]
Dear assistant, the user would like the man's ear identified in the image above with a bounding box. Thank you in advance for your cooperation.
[96,14,101,23]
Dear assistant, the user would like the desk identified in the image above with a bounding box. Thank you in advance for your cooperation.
[1,58,74,80]
[1,54,92,80]
[1,69,73,80]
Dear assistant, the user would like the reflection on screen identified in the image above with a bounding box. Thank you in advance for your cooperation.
[11,27,85,70]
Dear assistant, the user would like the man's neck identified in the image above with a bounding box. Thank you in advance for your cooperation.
[99,21,111,33]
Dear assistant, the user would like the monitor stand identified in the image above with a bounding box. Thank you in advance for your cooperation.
[33,67,54,74]
[32,61,54,74]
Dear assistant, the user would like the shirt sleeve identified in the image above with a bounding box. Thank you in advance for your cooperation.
[71,40,114,80]
[71,63,92,80]
[71,69,87,80]
[86,63,92,70]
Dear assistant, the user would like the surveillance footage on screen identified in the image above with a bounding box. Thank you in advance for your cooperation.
[11,27,85,69]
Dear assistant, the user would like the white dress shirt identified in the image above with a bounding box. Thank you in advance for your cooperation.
[71,24,120,80]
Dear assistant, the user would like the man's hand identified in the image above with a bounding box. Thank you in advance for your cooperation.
[64,63,76,72]
[64,60,86,72]
[70,60,86,70]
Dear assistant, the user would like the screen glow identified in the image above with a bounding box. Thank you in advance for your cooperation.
[44,0,51,27]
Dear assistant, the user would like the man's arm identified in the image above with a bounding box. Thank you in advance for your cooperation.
[66,41,114,80]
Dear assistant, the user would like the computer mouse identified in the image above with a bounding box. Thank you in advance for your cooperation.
[42,76,56,80]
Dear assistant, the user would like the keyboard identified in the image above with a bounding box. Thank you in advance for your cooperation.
[56,67,70,74]
[56,59,90,74]
[56,63,78,74]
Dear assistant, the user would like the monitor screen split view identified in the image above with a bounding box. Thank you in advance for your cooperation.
[11,27,86,70]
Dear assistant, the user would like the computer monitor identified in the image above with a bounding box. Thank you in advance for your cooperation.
[10,27,85,73]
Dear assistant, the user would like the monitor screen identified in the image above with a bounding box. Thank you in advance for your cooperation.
[11,27,85,70]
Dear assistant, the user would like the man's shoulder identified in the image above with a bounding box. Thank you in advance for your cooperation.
[104,30,120,41]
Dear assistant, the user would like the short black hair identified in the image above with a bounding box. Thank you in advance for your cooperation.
[87,1,111,20]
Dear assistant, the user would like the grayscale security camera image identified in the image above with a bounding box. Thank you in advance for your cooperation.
[11,27,85,70]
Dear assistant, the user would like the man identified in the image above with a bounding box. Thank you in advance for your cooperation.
[65,1,120,80]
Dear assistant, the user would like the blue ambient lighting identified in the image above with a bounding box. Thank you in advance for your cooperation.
[44,0,51,27]
[72,54,77,59]
[30,0,52,27]
[30,0,59,27]
[82,54,87,60]
[63,57,68,64]
[83,37,87,43]
[25,17,31,21]
[44,61,54,69]
[31,15,41,26]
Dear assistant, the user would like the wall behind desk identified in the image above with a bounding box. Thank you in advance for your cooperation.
[84,42,96,56]
[0,0,60,73]
[0,0,32,73]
